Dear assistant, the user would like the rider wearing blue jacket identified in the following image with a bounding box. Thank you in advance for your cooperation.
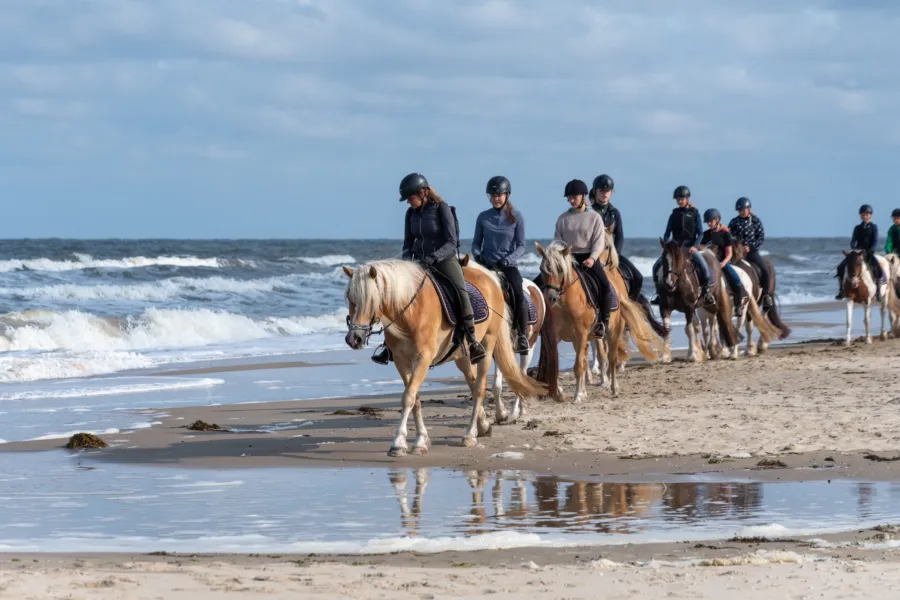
[651,186,716,306]
[835,204,884,301]
[472,176,530,354]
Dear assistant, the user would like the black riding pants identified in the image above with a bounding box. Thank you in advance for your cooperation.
[744,249,771,295]
[500,265,529,336]
[617,254,643,300]
[430,258,475,326]
[572,253,612,324]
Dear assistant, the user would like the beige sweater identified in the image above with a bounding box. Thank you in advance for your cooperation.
[553,209,606,260]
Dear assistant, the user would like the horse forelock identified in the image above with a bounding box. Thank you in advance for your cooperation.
[541,242,574,283]
[347,259,424,317]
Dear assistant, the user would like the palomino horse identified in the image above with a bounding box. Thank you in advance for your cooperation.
[701,243,783,358]
[590,234,668,387]
[457,255,546,425]
[839,250,891,346]
[732,241,791,342]
[655,241,739,362]
[343,260,546,455]
[535,241,662,400]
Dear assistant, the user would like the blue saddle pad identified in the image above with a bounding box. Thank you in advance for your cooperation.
[429,274,489,326]
[575,264,618,312]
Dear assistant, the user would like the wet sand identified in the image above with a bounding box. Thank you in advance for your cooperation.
[2,525,900,598]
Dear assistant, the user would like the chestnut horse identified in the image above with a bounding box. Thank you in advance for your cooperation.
[457,254,546,425]
[655,240,739,362]
[343,260,546,455]
[839,250,891,345]
[535,241,662,400]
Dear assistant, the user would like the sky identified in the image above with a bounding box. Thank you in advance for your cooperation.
[1,0,899,239]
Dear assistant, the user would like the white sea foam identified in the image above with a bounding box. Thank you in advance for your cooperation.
[28,427,120,441]
[0,378,223,401]
[777,289,835,305]
[296,254,356,266]
[0,254,225,273]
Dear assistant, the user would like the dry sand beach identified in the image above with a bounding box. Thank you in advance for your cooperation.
[3,336,900,597]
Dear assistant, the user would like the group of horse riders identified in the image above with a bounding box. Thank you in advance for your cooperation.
[381,172,783,367]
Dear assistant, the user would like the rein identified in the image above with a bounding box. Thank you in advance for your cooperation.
[346,272,428,344]
[542,262,584,300]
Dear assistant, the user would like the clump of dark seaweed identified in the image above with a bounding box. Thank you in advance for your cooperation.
[65,433,108,449]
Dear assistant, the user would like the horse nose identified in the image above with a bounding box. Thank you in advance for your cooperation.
[345,331,363,349]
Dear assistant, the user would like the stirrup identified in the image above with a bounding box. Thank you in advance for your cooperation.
[468,341,486,364]
[592,321,607,338]
[761,294,773,307]
[371,344,392,365]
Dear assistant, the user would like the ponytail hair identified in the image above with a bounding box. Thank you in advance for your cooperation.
[504,200,518,224]
[423,187,445,204]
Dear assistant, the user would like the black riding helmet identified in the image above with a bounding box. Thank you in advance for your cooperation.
[859,204,873,215]
[564,179,589,197]
[486,176,511,195]
[673,185,691,199]
[893,208,900,218]
[735,197,752,211]
[592,174,614,192]
[703,208,721,223]
[399,173,428,202]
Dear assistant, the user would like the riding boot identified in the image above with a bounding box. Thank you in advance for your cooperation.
[592,311,607,338]
[650,294,660,305]
[835,283,845,301]
[515,301,530,355]
[462,316,486,364]
[371,344,392,365]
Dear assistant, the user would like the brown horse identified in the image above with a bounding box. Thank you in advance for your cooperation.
[655,241,739,362]
[732,241,791,341]
[839,250,891,346]
[457,255,546,425]
[343,260,546,455]
[535,241,661,400]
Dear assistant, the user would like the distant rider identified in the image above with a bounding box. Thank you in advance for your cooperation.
[472,175,530,354]
[590,174,644,303]
[728,197,772,308]
[701,209,744,316]
[835,204,884,301]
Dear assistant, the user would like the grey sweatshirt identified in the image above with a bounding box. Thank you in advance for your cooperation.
[553,208,606,260]
[472,207,526,266]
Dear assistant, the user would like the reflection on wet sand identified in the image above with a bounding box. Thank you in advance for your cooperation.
[389,470,768,536]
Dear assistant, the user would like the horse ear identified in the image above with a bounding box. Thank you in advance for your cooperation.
[369,266,378,279]
[342,266,355,279]
[561,245,571,257]
[842,250,849,257]
[659,237,666,248]
[460,254,470,267]
[535,242,545,257]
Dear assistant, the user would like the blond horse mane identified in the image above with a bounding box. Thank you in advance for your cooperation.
[541,241,575,283]
[601,226,619,269]
[346,259,425,322]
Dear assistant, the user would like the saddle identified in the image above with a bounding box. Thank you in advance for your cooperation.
[497,273,539,325]
[428,273,489,326]
[573,263,619,312]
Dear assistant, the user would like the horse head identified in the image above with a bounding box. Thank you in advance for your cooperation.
[658,239,687,293]
[843,249,865,290]
[343,264,381,349]
[732,240,748,262]
[535,241,572,304]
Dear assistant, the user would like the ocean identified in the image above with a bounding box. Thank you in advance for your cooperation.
[0,237,855,443]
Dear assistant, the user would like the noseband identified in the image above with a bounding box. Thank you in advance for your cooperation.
[345,313,382,343]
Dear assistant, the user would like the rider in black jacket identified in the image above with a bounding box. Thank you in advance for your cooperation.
[590,174,644,303]
[835,204,884,301]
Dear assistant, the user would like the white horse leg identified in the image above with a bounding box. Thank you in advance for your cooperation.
[609,333,620,398]
[686,317,700,362]
[412,394,430,454]
[390,357,428,457]
[507,351,531,424]
[661,315,673,363]
[573,338,588,404]
[492,362,508,424]
[880,295,888,340]
[845,301,854,346]
[864,302,872,344]
[590,339,602,376]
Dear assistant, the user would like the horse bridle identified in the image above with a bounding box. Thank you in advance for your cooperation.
[541,265,582,300]
[345,273,428,345]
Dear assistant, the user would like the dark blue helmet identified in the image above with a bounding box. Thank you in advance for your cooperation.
[399,173,428,201]
[486,175,511,195]
[673,185,691,199]
[735,197,752,211]
[703,209,721,223]
[859,204,873,215]
[564,179,589,197]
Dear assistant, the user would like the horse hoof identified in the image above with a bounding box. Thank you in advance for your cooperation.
[413,446,428,456]
[480,425,493,437]
[388,447,407,458]
[866,337,873,345]
[881,333,888,341]
[660,356,673,364]
[462,436,478,448]
[495,414,508,425]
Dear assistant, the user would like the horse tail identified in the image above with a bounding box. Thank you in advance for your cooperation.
[716,290,740,348]
[746,293,782,343]
[618,295,663,362]
[496,297,548,400]
[535,290,561,402]
[763,262,792,340]
[638,295,669,338]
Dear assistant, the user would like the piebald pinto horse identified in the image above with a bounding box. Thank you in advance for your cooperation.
[343,260,546,455]
[839,250,892,346]
[535,241,662,400]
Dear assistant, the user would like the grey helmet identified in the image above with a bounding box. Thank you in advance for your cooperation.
[399,173,428,202]
[486,176,511,195]
[673,185,691,199]
[859,204,873,215]
[592,174,614,192]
